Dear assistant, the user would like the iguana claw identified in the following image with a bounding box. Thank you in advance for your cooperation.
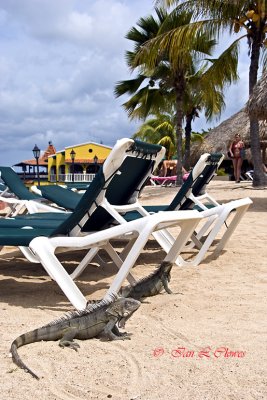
[59,341,80,351]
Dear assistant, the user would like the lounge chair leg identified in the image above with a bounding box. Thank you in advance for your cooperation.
[30,237,87,310]
[19,246,42,264]
[70,247,100,280]
[105,234,149,299]
[213,204,250,255]
[105,216,201,298]
[119,237,137,261]
[178,201,251,266]
[164,220,201,264]
[193,215,218,242]
[104,242,136,285]
[150,220,199,266]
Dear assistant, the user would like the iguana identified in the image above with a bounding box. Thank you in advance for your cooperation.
[10,296,140,380]
[120,261,173,301]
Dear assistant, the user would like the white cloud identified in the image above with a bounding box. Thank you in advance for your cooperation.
[0,0,254,165]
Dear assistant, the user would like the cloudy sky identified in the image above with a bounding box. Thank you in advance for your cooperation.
[0,0,256,166]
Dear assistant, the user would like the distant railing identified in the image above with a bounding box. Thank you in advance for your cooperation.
[16,173,48,181]
[50,173,96,183]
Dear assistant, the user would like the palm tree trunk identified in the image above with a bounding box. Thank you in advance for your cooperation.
[249,35,267,187]
[174,73,185,185]
[184,112,193,170]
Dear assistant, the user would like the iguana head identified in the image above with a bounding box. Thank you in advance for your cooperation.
[159,261,173,281]
[106,297,141,328]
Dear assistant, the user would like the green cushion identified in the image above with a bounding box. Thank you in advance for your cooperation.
[166,153,223,211]
[83,156,155,231]
[0,139,164,244]
[38,140,160,231]
[51,169,106,235]
[0,218,62,229]
[14,212,70,220]
[38,185,80,210]
[65,183,90,190]
[0,227,55,246]
[0,170,106,238]
[0,166,42,200]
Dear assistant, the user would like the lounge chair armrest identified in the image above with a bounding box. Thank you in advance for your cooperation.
[112,202,145,213]
[194,192,220,206]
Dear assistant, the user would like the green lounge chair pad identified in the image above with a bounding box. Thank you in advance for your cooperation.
[0,218,62,229]
[0,227,55,246]
[38,185,80,210]
[14,212,70,221]
[0,166,43,200]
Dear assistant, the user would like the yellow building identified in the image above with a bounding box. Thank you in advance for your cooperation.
[48,141,112,184]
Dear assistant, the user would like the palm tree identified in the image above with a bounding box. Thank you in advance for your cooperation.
[133,112,206,164]
[116,7,237,184]
[153,0,267,186]
[182,65,225,169]
[114,8,172,121]
[132,113,176,159]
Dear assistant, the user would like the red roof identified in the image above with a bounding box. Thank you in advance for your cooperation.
[42,142,57,161]
[14,142,57,166]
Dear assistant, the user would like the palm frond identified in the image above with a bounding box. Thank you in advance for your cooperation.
[114,76,147,97]
[200,36,243,90]
[122,87,171,120]
[191,133,205,143]
[135,18,227,70]
[156,0,249,21]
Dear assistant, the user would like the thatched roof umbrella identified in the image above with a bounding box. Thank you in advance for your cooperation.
[190,108,267,165]
[247,71,267,120]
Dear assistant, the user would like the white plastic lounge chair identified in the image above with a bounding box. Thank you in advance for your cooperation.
[245,170,254,181]
[9,149,252,268]
[0,166,63,216]
[150,175,177,186]
[107,153,252,266]
[0,138,203,309]
[28,151,252,268]
[29,210,202,309]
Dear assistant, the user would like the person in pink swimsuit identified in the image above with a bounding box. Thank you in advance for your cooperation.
[228,133,245,183]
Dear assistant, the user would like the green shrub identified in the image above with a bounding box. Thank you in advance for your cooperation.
[216,168,227,176]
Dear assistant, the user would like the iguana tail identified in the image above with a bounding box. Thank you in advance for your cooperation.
[10,330,41,380]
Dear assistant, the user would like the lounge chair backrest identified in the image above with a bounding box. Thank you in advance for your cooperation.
[83,140,164,231]
[0,166,42,200]
[51,138,165,235]
[166,153,224,211]
[39,185,81,210]
[51,169,106,235]
[191,153,224,197]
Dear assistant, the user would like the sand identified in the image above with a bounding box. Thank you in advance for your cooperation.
[0,181,266,400]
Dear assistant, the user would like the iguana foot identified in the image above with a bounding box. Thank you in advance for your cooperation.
[165,289,173,294]
[112,334,131,341]
[112,325,132,338]
[59,340,80,351]
[101,332,131,341]
[117,331,129,337]
[116,331,132,338]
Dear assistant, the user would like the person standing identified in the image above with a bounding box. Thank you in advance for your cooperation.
[228,133,245,183]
